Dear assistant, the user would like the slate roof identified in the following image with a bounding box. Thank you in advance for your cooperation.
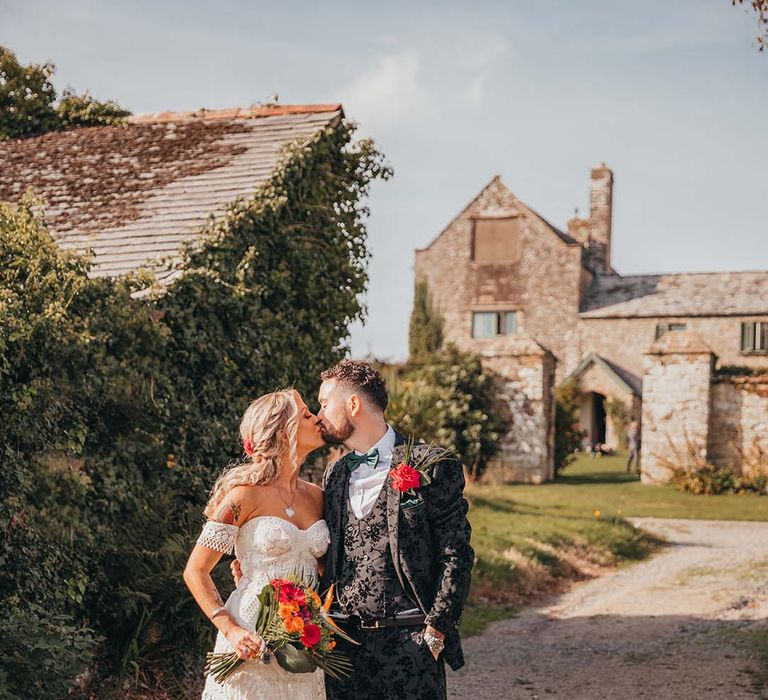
[568,352,643,395]
[416,175,579,253]
[0,104,343,283]
[580,271,768,318]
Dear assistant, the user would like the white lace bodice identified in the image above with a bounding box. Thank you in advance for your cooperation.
[200,516,329,700]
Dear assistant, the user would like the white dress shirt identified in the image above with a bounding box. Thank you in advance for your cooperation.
[347,424,396,519]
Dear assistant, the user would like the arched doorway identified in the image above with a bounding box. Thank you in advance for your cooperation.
[590,392,607,447]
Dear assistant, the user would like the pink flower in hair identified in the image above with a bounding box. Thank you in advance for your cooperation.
[243,437,254,456]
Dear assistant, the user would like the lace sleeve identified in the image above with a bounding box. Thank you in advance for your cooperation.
[197,521,239,554]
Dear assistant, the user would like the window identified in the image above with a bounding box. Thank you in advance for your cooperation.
[655,322,687,340]
[472,217,521,263]
[741,322,768,353]
[472,310,518,338]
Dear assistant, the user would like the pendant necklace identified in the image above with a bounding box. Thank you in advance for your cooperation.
[275,485,297,518]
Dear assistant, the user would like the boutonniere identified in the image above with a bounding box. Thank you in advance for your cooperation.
[388,436,454,502]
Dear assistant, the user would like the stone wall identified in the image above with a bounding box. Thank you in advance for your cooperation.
[640,332,715,484]
[476,335,556,483]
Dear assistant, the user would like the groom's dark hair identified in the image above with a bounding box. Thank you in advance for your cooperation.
[321,360,388,413]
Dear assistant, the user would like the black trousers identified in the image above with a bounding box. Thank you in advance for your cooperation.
[325,625,446,700]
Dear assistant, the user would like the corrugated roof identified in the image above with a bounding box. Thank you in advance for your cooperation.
[580,271,768,318]
[0,104,343,281]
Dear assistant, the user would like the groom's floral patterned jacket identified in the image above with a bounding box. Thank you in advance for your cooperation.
[320,431,474,671]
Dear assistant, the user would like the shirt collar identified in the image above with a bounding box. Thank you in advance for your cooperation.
[354,424,396,460]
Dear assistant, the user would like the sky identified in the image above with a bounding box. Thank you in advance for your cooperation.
[2,0,767,360]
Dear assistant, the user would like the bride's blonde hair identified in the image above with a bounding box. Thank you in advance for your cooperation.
[204,389,300,518]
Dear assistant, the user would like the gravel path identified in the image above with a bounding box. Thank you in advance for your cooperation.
[449,518,768,699]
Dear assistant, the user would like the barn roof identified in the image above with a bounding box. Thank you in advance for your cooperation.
[580,270,768,318]
[0,104,343,284]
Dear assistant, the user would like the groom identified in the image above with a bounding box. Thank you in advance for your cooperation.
[316,360,474,700]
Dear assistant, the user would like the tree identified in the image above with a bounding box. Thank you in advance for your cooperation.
[385,344,511,482]
[733,0,768,50]
[0,46,129,140]
[408,279,444,359]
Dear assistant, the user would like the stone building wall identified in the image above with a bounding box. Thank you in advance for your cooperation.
[709,377,768,475]
[476,335,556,483]
[414,177,585,383]
[577,315,768,380]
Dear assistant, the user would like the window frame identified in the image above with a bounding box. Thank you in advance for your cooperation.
[655,322,687,340]
[741,321,768,354]
[472,310,519,338]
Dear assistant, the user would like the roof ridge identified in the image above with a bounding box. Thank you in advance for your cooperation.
[129,103,343,124]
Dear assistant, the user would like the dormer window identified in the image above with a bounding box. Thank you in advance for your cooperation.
[472,217,522,264]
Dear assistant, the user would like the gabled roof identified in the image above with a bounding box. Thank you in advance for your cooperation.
[416,175,579,253]
[0,104,343,283]
[580,271,768,318]
[567,352,642,395]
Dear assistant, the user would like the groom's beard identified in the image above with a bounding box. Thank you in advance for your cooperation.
[319,416,354,445]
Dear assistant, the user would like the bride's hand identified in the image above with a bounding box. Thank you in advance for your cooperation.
[225,626,264,661]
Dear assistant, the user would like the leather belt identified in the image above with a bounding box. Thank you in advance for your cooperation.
[330,610,426,630]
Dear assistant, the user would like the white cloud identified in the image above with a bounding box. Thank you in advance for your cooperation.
[340,51,429,133]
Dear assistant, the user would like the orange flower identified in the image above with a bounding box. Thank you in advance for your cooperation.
[309,590,322,607]
[328,639,336,650]
[283,615,305,634]
[279,602,299,619]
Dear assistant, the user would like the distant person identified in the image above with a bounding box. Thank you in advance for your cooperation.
[627,420,640,472]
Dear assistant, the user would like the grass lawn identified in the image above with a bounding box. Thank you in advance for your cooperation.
[461,451,768,636]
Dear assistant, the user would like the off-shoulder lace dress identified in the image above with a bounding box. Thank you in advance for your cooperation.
[198,516,330,700]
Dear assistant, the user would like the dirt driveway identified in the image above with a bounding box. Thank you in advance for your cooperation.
[449,518,768,699]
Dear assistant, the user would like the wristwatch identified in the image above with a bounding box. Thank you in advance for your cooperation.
[423,631,445,657]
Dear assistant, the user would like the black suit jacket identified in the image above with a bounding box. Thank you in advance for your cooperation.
[320,431,474,671]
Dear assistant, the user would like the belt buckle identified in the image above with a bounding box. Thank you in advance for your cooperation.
[359,618,384,630]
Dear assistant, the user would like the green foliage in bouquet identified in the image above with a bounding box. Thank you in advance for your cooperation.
[206,579,355,684]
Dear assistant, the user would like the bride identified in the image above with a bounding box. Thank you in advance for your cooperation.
[184,389,330,700]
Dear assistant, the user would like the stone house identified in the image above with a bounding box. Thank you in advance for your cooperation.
[414,166,768,483]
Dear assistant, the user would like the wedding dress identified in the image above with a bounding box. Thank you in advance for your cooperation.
[199,515,330,700]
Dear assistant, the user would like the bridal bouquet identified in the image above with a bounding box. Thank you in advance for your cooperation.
[205,579,356,683]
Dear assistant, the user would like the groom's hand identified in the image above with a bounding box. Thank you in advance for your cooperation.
[230,559,243,587]
[424,625,445,660]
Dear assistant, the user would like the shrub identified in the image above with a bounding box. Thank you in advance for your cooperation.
[554,380,585,474]
[384,344,511,482]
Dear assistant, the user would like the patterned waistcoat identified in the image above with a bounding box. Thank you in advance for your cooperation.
[336,480,415,620]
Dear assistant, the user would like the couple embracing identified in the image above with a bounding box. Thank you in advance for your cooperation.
[184,360,474,700]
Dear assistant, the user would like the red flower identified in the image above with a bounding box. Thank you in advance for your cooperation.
[389,463,421,492]
[243,437,254,456]
[300,623,322,648]
[272,579,306,606]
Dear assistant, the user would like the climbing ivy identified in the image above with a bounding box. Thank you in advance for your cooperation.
[0,120,390,696]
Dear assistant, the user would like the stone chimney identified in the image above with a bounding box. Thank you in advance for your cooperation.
[566,212,590,244]
[588,163,613,273]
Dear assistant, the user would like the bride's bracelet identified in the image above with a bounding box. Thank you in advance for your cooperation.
[209,606,227,620]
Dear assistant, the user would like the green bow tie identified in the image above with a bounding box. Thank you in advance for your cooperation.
[347,448,380,472]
